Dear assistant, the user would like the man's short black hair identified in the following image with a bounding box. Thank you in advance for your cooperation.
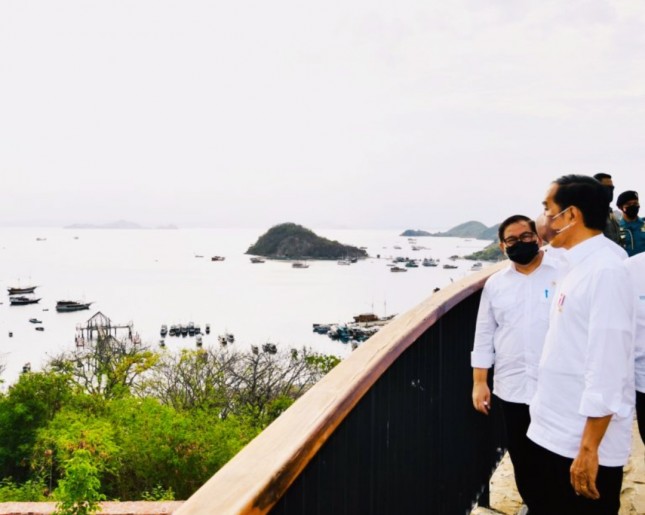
[498,215,537,242]
[593,172,612,182]
[553,175,607,231]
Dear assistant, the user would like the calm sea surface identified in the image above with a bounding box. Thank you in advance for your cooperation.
[0,228,493,386]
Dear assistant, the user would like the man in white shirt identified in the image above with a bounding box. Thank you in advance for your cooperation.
[625,253,645,445]
[527,175,635,514]
[471,214,558,509]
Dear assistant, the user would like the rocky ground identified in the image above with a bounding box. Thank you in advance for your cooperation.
[471,422,645,515]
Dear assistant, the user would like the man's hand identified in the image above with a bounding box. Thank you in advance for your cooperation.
[472,381,491,415]
[570,447,600,499]
[570,415,612,499]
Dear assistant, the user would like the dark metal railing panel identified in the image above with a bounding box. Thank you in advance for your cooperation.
[271,290,506,514]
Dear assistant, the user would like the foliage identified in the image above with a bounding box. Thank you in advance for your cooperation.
[0,344,341,501]
[0,371,74,481]
[48,335,158,399]
[53,450,105,515]
[464,242,505,262]
[246,222,367,259]
[141,484,175,501]
[0,477,47,501]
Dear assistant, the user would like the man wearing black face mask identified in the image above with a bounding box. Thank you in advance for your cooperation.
[471,214,558,511]
[617,190,645,257]
[593,173,621,245]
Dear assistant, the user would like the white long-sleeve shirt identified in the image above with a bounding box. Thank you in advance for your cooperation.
[528,235,635,466]
[625,252,645,394]
[471,253,558,404]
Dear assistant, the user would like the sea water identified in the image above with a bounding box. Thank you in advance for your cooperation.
[0,227,493,386]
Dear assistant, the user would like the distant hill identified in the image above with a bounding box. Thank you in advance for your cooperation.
[64,220,178,230]
[430,221,500,240]
[400,229,432,237]
[246,223,368,260]
[464,242,505,262]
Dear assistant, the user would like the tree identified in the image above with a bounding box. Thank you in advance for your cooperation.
[0,371,73,481]
[53,450,105,515]
[48,334,158,399]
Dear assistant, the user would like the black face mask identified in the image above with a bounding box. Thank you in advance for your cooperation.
[604,185,614,203]
[506,241,539,265]
[624,205,640,219]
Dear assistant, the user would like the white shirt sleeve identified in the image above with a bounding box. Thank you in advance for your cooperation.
[471,282,496,369]
[578,266,635,418]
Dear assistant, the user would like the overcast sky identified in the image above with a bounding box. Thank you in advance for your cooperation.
[1,1,644,230]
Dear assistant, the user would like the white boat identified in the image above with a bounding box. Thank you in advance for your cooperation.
[337,259,351,265]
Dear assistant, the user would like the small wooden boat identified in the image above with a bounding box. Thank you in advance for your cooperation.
[7,286,37,295]
[10,296,41,305]
[56,301,92,312]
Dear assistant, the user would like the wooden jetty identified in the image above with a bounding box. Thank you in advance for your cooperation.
[75,311,140,347]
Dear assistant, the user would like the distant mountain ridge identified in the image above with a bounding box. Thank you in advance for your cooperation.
[64,220,178,230]
[401,220,500,240]
[247,223,367,260]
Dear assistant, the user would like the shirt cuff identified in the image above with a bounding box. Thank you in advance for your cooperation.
[471,351,494,369]
[579,391,633,418]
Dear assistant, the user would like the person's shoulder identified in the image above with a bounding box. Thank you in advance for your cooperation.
[625,252,645,271]
[484,263,513,287]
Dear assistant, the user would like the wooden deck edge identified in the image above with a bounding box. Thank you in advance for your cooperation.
[175,262,507,515]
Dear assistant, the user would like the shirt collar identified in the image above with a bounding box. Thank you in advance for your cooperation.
[561,233,605,268]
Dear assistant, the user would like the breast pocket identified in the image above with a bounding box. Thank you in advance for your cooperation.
[490,293,522,327]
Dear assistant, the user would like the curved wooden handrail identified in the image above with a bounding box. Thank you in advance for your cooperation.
[175,261,507,515]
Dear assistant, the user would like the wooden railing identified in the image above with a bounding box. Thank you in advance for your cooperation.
[175,262,508,515]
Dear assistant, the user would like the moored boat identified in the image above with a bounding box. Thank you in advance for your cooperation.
[8,286,37,295]
[56,300,92,312]
[10,296,41,305]
[211,256,226,261]
[292,261,309,268]
[250,257,266,263]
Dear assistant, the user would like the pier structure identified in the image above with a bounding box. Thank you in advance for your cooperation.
[75,311,139,347]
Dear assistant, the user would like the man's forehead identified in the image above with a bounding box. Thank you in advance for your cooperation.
[504,220,532,236]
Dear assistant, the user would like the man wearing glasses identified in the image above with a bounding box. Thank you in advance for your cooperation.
[471,214,558,511]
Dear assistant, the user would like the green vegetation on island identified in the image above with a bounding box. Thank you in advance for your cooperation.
[400,229,432,237]
[464,242,505,262]
[431,221,493,239]
[246,223,367,260]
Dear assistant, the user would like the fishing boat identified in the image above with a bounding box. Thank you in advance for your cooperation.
[9,296,41,306]
[7,286,37,295]
[29,318,42,324]
[405,260,419,268]
[422,258,439,267]
[56,300,92,312]
[390,266,408,273]
[292,262,309,269]
[211,256,226,261]
[443,264,458,269]
[250,257,266,263]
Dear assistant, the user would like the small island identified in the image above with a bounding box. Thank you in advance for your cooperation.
[400,229,432,237]
[246,223,368,260]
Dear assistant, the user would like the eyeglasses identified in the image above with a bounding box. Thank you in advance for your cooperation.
[503,232,537,246]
